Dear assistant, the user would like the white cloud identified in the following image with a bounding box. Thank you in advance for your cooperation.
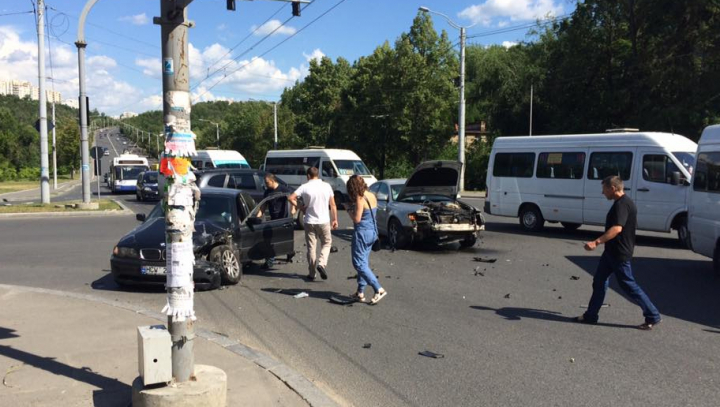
[135,58,161,78]
[459,0,564,26]
[119,13,149,26]
[250,20,297,36]
[502,41,518,48]
[303,49,325,64]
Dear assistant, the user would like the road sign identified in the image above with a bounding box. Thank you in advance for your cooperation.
[90,146,104,159]
[34,119,54,133]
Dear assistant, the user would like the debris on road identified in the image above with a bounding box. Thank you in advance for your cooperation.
[570,276,580,280]
[504,293,511,299]
[473,266,485,276]
[330,246,339,253]
[570,358,575,363]
[347,274,358,280]
[363,343,372,349]
[419,350,445,359]
[293,292,309,299]
[580,304,609,308]
[558,296,562,299]
[473,257,497,263]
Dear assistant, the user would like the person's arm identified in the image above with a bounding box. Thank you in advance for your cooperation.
[288,189,305,212]
[329,190,338,230]
[584,226,622,251]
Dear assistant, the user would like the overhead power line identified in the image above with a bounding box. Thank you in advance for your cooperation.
[0,10,34,17]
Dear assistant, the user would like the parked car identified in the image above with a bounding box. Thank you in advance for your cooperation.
[136,171,160,201]
[193,168,304,229]
[110,187,295,289]
[370,161,485,249]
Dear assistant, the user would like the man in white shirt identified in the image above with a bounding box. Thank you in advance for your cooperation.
[289,166,338,280]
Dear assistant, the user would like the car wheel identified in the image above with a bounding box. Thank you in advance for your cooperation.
[519,205,545,232]
[334,191,344,210]
[210,245,241,285]
[561,222,581,231]
[460,235,477,248]
[388,218,410,249]
[295,212,305,230]
[676,216,691,249]
[713,242,720,277]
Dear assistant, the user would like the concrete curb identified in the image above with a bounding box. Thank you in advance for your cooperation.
[0,200,133,219]
[0,283,340,407]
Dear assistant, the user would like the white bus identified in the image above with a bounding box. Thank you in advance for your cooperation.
[263,148,377,206]
[109,154,149,193]
[688,125,720,274]
[485,131,697,245]
[191,150,250,170]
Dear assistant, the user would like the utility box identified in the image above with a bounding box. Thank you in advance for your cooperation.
[137,325,172,386]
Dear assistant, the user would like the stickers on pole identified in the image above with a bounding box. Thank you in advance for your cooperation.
[163,58,174,75]
[162,287,196,321]
[166,241,194,288]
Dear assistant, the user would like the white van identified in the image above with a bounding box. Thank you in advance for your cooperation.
[191,150,250,170]
[687,125,720,274]
[485,131,697,245]
[264,148,377,206]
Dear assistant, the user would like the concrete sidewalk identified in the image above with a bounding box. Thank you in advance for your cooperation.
[0,285,337,407]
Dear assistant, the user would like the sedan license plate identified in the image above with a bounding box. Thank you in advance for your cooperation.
[141,266,166,275]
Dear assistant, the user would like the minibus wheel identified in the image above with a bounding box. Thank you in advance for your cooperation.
[519,205,545,232]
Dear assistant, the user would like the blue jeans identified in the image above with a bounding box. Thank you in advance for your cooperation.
[584,251,661,324]
[351,228,381,294]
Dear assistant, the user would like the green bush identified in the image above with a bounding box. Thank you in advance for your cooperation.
[17,167,40,180]
[0,160,17,181]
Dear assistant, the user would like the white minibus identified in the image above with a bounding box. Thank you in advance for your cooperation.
[263,148,377,206]
[687,125,720,274]
[485,131,697,245]
[191,150,250,170]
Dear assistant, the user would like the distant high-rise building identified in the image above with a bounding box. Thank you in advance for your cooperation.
[0,79,63,104]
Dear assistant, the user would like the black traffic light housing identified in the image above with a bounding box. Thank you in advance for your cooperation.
[292,1,300,17]
[227,0,236,11]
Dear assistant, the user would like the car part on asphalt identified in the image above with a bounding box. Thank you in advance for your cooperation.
[418,350,444,359]
[293,292,309,299]
[473,257,497,263]
[363,343,372,349]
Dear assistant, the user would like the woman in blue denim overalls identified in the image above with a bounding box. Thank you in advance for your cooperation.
[346,175,387,304]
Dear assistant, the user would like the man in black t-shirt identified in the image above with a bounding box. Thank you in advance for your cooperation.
[576,176,661,330]
[256,173,293,268]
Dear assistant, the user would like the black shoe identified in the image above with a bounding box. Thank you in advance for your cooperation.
[317,265,328,280]
[305,274,317,282]
[574,315,598,325]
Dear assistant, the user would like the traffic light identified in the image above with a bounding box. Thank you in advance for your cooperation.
[227,0,235,11]
[292,1,300,17]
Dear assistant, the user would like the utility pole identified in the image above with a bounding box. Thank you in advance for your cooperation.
[458,26,466,193]
[273,102,278,150]
[36,0,50,203]
[75,0,98,206]
[529,84,533,136]
[52,102,57,189]
[155,0,198,383]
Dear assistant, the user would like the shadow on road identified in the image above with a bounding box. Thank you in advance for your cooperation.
[90,273,165,294]
[566,255,720,328]
[0,326,19,339]
[469,306,636,329]
[485,221,683,250]
[0,339,131,406]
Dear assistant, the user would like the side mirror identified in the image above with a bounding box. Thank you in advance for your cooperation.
[247,216,262,226]
[136,213,146,222]
[671,171,681,186]
[376,193,389,202]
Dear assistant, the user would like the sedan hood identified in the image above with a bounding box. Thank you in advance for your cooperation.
[117,218,231,252]
[396,161,462,202]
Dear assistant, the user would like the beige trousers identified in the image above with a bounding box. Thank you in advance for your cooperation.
[304,223,332,276]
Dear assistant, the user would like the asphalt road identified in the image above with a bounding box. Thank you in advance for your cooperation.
[1,174,718,407]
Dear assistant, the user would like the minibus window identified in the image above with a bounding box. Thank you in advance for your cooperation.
[588,152,633,180]
[493,153,535,178]
[694,152,720,193]
[642,155,680,184]
[537,152,585,179]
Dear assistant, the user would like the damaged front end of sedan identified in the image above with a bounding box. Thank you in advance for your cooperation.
[408,199,485,245]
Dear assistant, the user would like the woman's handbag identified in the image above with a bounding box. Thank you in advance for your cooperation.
[365,196,382,252]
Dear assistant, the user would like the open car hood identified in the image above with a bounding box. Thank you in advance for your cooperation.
[396,161,462,202]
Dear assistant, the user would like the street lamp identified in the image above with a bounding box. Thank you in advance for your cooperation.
[197,119,220,149]
[249,99,280,150]
[419,6,476,194]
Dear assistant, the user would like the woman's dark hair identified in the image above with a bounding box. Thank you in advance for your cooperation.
[346,175,367,200]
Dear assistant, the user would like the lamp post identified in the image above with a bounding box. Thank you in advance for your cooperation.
[198,119,220,149]
[419,6,475,194]
[249,99,281,150]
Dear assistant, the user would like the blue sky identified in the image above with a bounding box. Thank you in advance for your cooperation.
[0,0,572,115]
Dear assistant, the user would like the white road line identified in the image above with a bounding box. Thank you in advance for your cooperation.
[106,131,119,156]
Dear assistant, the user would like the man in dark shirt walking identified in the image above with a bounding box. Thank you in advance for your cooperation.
[577,175,661,330]
[256,173,293,269]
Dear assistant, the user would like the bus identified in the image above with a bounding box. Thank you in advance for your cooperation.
[109,154,149,193]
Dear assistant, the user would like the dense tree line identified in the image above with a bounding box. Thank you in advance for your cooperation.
[0,95,86,181]
[121,2,720,189]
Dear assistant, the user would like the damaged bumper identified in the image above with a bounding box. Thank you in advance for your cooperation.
[110,256,221,290]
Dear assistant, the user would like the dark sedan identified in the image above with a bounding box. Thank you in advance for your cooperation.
[111,187,295,290]
[136,171,160,201]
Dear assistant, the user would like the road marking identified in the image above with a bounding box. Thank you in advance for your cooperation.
[106,131,119,156]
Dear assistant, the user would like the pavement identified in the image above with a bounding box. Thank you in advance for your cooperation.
[0,284,339,407]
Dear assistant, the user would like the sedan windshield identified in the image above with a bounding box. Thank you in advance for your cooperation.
[146,196,234,227]
[399,194,453,204]
[672,152,696,175]
[334,160,371,176]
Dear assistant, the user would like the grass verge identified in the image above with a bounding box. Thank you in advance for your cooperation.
[0,176,75,195]
[0,199,123,213]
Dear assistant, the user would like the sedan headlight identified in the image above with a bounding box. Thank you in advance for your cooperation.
[144,187,153,192]
[113,246,139,258]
